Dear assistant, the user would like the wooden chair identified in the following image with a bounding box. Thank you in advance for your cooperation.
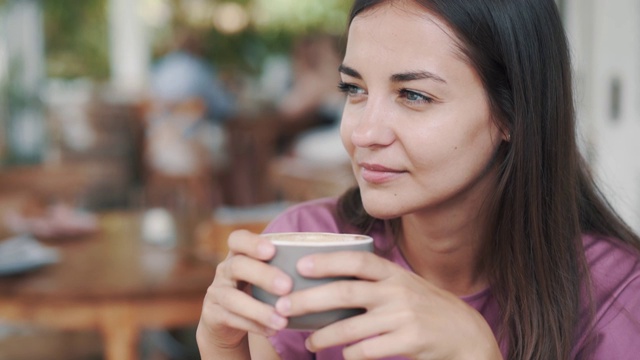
[139,98,223,215]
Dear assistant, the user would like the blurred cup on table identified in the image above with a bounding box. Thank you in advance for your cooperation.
[141,207,177,247]
[252,232,373,330]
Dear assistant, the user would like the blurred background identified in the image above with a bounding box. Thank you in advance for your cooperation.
[0,0,637,359]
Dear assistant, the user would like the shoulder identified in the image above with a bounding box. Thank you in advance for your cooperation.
[583,233,640,294]
[573,234,640,358]
[262,197,353,234]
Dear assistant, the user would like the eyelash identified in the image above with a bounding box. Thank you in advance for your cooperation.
[338,81,434,104]
[397,89,433,104]
[337,81,363,96]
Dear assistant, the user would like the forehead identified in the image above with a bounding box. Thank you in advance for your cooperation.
[346,1,467,70]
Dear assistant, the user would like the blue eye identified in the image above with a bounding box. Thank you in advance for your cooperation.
[398,89,433,104]
[338,82,365,96]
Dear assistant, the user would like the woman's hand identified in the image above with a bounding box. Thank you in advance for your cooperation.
[273,251,502,360]
[196,230,292,356]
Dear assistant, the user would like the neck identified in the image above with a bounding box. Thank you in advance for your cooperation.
[399,213,489,297]
[398,174,496,297]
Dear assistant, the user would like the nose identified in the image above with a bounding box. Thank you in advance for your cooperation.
[348,99,396,148]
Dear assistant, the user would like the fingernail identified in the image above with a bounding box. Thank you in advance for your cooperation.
[305,338,314,352]
[273,276,290,294]
[298,257,314,275]
[275,297,291,315]
[270,313,287,330]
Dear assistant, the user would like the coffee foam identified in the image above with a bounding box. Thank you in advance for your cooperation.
[262,232,372,246]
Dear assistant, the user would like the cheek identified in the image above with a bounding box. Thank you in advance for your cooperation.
[409,115,500,179]
[466,117,502,155]
[448,122,502,179]
[443,98,500,154]
[339,117,355,154]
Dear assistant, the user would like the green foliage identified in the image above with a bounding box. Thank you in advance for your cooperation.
[42,0,109,79]
[164,0,352,76]
[39,0,352,79]
[252,0,352,34]
[198,27,295,76]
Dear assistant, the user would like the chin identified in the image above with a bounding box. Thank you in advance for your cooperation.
[360,194,404,220]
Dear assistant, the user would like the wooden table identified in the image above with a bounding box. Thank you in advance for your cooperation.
[0,211,220,360]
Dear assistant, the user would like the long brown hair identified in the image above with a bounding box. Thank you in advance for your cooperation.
[338,0,640,359]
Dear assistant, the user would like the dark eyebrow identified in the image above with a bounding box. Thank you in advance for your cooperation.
[339,64,446,84]
[391,71,447,84]
[338,64,362,79]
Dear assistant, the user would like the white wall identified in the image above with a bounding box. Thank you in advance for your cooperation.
[566,0,640,232]
[108,0,150,98]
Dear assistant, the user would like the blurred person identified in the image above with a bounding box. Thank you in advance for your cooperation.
[150,30,236,122]
[143,30,236,212]
[197,0,640,359]
[275,33,349,165]
[277,33,344,126]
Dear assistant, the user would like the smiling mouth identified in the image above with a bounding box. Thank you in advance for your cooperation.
[359,163,406,184]
[361,163,398,172]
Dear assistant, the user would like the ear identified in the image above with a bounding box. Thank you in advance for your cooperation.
[498,124,511,142]
[491,115,511,143]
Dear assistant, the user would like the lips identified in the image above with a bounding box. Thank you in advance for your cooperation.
[359,162,406,184]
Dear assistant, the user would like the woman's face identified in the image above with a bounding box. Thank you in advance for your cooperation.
[340,2,504,219]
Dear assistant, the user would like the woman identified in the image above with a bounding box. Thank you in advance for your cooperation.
[197,0,640,359]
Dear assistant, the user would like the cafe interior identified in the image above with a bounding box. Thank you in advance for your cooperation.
[0,0,356,359]
[2,0,640,359]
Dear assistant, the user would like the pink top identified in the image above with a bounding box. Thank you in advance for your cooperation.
[263,198,640,359]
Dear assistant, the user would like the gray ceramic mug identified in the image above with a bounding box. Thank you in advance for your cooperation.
[252,232,374,330]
